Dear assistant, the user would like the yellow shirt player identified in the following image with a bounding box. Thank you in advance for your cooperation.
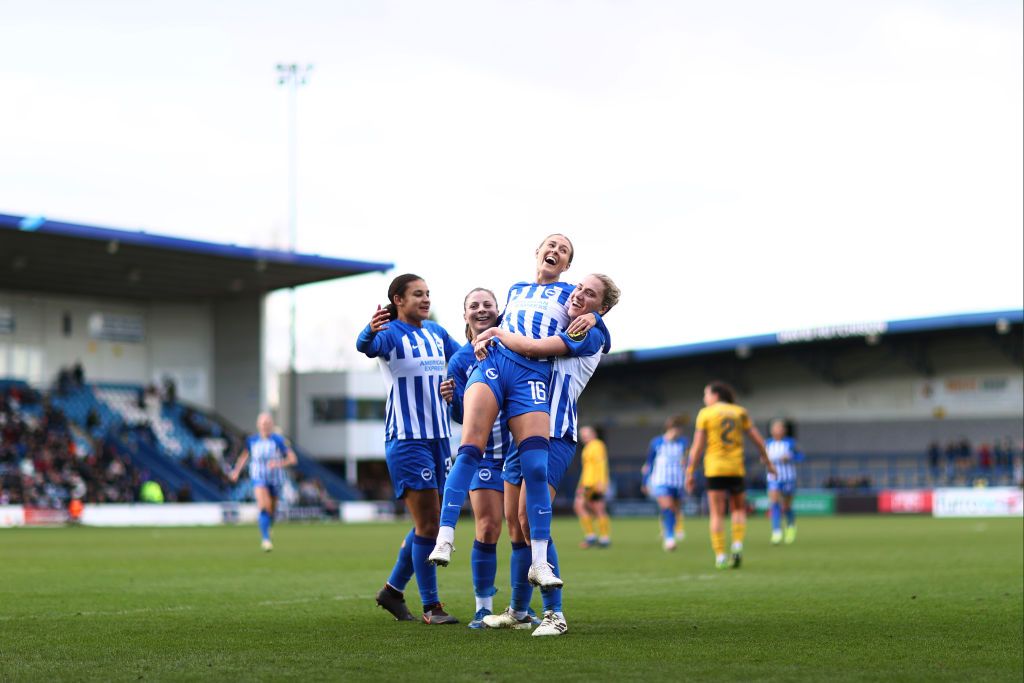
[686,382,775,570]
[575,426,611,548]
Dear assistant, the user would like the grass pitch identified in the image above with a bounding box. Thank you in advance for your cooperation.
[1,515,1021,682]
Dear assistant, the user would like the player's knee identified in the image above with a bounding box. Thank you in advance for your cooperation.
[476,517,501,543]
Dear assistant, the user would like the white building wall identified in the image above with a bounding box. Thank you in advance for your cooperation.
[0,290,215,407]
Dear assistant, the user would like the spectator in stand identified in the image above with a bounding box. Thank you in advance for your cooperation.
[71,361,84,387]
[927,441,941,482]
[977,443,993,477]
[944,440,958,482]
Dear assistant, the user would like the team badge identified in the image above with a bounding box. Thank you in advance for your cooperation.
[485,368,499,380]
[421,468,433,481]
[479,469,492,481]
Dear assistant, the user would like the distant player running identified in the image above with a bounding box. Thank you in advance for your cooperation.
[229,412,297,552]
[766,419,803,545]
[685,382,776,569]
[575,426,611,549]
[642,415,689,551]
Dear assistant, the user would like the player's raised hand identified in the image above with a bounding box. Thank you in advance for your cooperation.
[473,338,492,361]
[565,312,597,337]
[439,378,455,403]
[370,304,391,332]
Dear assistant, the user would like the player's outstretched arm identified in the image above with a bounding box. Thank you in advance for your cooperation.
[474,327,569,360]
[229,450,249,483]
[746,425,777,477]
[685,431,706,493]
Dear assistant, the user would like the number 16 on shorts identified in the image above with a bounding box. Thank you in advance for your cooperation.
[528,380,547,404]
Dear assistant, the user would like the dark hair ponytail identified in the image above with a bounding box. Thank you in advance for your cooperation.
[386,273,423,320]
[708,380,736,404]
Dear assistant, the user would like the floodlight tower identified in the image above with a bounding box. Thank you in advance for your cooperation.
[277,63,312,440]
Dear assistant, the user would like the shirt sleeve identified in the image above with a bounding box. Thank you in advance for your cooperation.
[448,348,470,424]
[557,327,606,358]
[695,408,708,432]
[356,324,393,358]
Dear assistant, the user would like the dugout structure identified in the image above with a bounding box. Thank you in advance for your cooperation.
[0,213,391,428]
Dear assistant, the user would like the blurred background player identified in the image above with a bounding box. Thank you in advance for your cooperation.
[642,414,689,551]
[685,382,776,569]
[229,412,297,551]
[433,287,512,629]
[357,274,462,624]
[575,425,611,549]
[766,418,803,545]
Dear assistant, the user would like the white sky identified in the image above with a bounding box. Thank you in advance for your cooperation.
[2,0,1022,399]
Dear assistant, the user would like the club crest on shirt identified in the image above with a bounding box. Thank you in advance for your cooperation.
[420,468,433,481]
[478,468,492,481]
[543,287,558,298]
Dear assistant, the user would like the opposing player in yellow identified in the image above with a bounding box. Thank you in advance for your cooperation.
[575,425,611,548]
[685,382,776,569]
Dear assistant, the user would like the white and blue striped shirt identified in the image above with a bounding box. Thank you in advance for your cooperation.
[766,437,800,483]
[549,324,609,442]
[498,281,575,371]
[448,342,513,460]
[357,319,461,441]
[246,434,290,486]
[646,436,688,489]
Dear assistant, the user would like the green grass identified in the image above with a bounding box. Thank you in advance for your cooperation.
[0,516,1021,682]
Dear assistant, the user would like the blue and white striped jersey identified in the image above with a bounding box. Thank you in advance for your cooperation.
[246,434,290,485]
[549,323,610,442]
[646,435,688,489]
[448,341,513,460]
[357,319,461,441]
[766,437,801,483]
[496,281,576,372]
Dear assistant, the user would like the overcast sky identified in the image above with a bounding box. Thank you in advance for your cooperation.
[2,0,1021,398]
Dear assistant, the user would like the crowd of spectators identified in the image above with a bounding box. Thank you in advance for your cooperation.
[1,385,152,507]
[927,437,1022,484]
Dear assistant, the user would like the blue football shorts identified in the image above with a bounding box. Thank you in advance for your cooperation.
[385,438,450,499]
[466,350,551,420]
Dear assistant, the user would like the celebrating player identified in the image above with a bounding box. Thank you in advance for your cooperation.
[575,425,611,548]
[428,235,593,594]
[357,274,462,624]
[229,412,297,552]
[766,418,803,545]
[685,382,776,569]
[480,273,618,636]
[434,287,514,628]
[642,415,689,551]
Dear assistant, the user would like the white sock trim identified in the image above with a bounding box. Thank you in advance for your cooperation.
[437,526,455,545]
[531,539,549,565]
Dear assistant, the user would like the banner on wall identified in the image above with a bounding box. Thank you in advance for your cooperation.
[878,490,933,514]
[750,491,836,515]
[933,487,1024,518]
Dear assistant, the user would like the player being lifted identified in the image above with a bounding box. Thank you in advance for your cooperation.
[478,273,618,636]
[685,382,776,569]
[428,235,594,594]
